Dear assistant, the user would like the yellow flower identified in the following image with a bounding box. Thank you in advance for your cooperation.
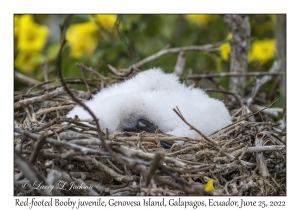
[248,39,276,62]
[204,179,215,192]
[90,14,118,30]
[14,15,48,72]
[184,14,211,27]
[16,15,49,52]
[219,33,233,61]
[15,51,45,73]
[66,22,99,58]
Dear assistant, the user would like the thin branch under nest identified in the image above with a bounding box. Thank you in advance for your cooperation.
[14,74,286,196]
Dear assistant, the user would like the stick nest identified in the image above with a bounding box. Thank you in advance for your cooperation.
[14,73,286,196]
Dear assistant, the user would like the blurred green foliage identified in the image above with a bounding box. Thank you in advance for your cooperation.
[14,14,283,107]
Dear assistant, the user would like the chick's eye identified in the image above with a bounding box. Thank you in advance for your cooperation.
[123,118,157,133]
[137,119,147,128]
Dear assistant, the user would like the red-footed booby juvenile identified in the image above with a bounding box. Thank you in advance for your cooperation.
[67,68,231,141]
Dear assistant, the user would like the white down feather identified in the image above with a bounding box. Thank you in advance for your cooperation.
[67,68,232,137]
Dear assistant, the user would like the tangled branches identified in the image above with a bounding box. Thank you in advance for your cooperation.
[14,71,286,196]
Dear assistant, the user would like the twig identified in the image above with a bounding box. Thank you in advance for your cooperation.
[111,135,192,143]
[250,104,283,118]
[118,145,186,168]
[145,152,163,187]
[185,71,283,80]
[166,143,204,156]
[161,164,214,174]
[36,105,75,116]
[209,99,279,136]
[80,65,92,98]
[107,64,135,77]
[106,158,125,175]
[255,132,270,177]
[26,80,56,94]
[246,60,282,107]
[173,107,218,147]
[230,145,285,158]
[42,62,49,89]
[14,71,40,86]
[29,131,49,164]
[247,145,285,153]
[174,51,186,76]
[238,145,248,161]
[205,88,244,107]
[90,157,136,183]
[173,106,235,161]
[130,40,227,68]
[14,87,65,109]
[75,63,107,81]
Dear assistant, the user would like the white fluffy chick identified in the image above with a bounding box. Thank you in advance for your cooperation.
[67,68,231,137]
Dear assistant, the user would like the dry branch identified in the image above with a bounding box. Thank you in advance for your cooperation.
[130,40,226,68]
[185,71,283,80]
[174,51,186,76]
[14,71,40,86]
[14,87,65,109]
[246,60,282,107]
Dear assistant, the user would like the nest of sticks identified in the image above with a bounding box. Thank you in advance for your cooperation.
[14,68,286,196]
